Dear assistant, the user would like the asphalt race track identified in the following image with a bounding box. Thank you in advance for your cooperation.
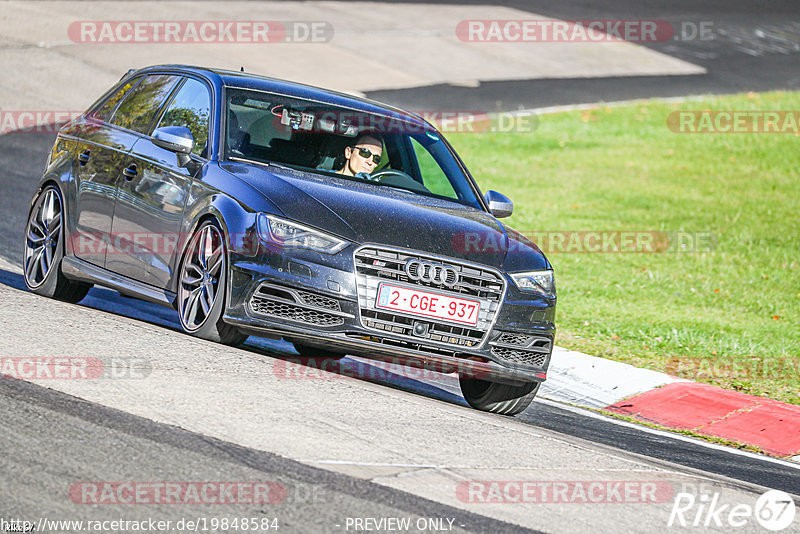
[2,1,800,532]
[2,261,798,533]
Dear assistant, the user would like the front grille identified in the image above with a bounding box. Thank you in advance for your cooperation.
[249,283,345,327]
[355,247,504,300]
[489,332,552,368]
[354,246,505,348]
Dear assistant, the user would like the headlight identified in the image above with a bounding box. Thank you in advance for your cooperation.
[510,270,556,298]
[256,213,348,254]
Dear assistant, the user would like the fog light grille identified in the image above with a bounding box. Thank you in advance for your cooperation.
[249,283,344,327]
[496,332,531,346]
[490,332,552,368]
[490,346,548,368]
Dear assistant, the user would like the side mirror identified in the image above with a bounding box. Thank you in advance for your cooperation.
[484,190,513,218]
[152,126,194,168]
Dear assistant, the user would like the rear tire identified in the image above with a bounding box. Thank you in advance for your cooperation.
[176,220,246,346]
[23,185,91,303]
[459,376,539,416]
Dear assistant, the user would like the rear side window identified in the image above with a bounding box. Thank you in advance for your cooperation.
[110,74,180,134]
[93,76,143,122]
[157,78,212,157]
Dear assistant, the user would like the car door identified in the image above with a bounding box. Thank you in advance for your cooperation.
[109,76,212,287]
[71,75,144,268]
[90,74,182,280]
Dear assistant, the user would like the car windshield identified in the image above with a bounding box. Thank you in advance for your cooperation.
[223,88,482,209]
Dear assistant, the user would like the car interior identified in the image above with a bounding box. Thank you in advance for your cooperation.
[223,92,471,201]
[227,98,366,168]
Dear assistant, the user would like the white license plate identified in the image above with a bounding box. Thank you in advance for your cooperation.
[375,283,481,326]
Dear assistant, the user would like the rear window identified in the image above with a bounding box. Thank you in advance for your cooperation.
[92,75,143,122]
[109,74,180,134]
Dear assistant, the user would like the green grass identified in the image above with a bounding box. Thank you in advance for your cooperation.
[447,91,800,405]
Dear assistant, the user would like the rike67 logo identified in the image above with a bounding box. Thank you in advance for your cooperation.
[668,488,796,531]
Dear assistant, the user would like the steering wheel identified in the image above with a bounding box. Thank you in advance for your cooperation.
[369,169,414,183]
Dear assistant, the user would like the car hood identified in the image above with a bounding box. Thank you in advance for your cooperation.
[222,163,549,271]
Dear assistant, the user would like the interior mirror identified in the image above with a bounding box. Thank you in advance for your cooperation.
[484,190,513,218]
[152,126,194,168]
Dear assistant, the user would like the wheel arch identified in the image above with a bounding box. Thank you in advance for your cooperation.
[27,180,69,254]
[172,203,247,345]
[171,194,254,296]
[34,146,78,258]
[31,178,62,206]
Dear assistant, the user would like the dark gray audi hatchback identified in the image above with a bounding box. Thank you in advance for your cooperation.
[24,65,556,415]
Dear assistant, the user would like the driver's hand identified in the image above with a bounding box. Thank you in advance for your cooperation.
[356,172,380,182]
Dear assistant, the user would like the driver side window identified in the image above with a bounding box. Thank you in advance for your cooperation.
[157,78,211,157]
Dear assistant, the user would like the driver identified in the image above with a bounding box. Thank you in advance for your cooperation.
[338,133,383,179]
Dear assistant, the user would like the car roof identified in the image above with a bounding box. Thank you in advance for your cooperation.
[133,64,433,131]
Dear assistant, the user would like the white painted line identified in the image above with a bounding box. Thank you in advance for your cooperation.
[507,94,714,118]
[313,460,445,469]
[793,456,800,463]
[537,397,800,472]
[457,96,714,126]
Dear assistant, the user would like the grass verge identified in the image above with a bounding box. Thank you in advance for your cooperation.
[447,91,800,406]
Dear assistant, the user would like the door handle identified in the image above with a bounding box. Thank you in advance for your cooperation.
[78,149,91,166]
[122,164,138,180]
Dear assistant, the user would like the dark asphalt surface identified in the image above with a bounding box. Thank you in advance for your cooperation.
[0,377,536,534]
[0,130,44,267]
[367,0,800,110]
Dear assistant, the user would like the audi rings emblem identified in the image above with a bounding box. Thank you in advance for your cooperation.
[405,260,458,287]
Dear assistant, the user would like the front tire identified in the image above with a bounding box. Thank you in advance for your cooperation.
[459,376,539,416]
[23,185,91,303]
[177,220,246,346]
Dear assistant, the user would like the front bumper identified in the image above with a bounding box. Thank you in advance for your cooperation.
[223,244,556,386]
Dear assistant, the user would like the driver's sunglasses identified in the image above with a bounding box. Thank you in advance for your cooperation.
[353,146,382,165]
